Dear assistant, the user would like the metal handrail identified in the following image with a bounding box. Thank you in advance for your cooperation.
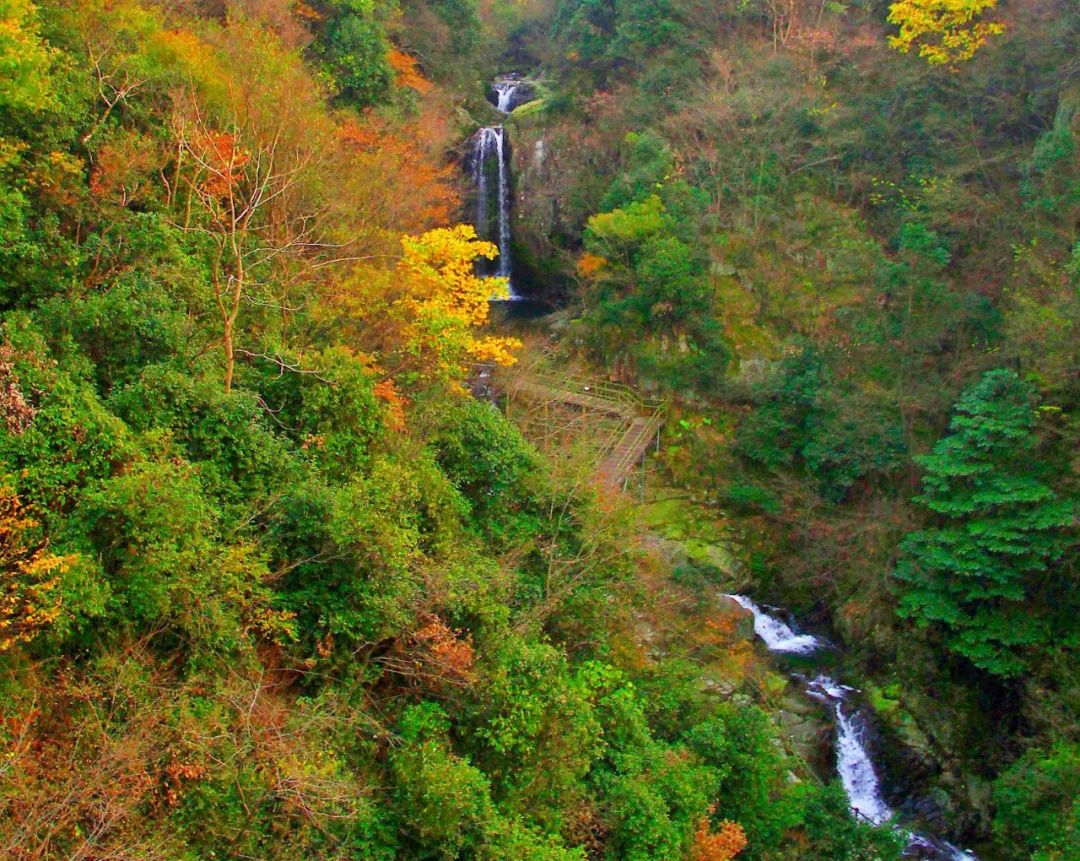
[607,409,664,476]
[524,369,663,413]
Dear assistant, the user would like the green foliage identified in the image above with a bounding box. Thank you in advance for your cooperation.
[0,0,55,113]
[582,194,729,393]
[428,0,481,54]
[259,346,386,479]
[682,702,795,852]
[791,781,906,860]
[992,743,1080,861]
[894,369,1076,676]
[312,0,394,107]
[0,315,131,512]
[470,642,601,816]
[109,365,298,509]
[427,397,545,539]
[736,347,905,500]
[553,0,692,73]
[392,702,495,856]
[80,460,286,649]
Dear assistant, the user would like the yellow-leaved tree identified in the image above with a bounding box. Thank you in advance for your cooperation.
[0,485,72,652]
[887,0,1005,66]
[393,225,520,385]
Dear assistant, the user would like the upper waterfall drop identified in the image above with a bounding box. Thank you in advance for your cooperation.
[491,75,531,114]
[493,81,519,113]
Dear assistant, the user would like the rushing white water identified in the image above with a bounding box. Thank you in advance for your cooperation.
[727,594,980,860]
[493,80,521,113]
[807,675,895,826]
[472,128,491,251]
[492,128,512,281]
[469,127,517,298]
[724,594,823,654]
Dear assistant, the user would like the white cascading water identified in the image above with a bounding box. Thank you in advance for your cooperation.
[472,128,491,251]
[724,594,823,654]
[469,126,517,298]
[806,675,895,826]
[492,127,512,280]
[493,80,521,113]
[727,595,980,860]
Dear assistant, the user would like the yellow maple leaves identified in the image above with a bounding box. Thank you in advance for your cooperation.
[887,0,1005,67]
[0,485,72,652]
[395,225,520,384]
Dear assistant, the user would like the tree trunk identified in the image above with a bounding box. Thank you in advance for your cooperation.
[223,319,234,394]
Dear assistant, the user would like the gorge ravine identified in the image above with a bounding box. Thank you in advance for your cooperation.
[728,595,979,861]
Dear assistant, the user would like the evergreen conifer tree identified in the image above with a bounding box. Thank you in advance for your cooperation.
[895,369,1075,676]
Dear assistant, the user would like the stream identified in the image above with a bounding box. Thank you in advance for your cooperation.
[727,595,979,861]
[466,75,979,859]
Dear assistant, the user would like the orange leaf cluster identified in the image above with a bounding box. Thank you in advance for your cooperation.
[387,48,431,94]
[373,378,406,431]
[293,1,323,22]
[692,812,747,861]
[411,614,475,682]
[88,131,158,204]
[163,759,208,807]
[191,129,249,198]
[578,252,608,278]
[337,119,458,230]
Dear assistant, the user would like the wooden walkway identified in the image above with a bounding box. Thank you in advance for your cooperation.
[504,370,665,490]
[597,413,665,487]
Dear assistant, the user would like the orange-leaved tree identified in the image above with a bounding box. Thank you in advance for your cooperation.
[391,224,520,386]
[169,24,350,394]
[691,812,748,861]
[887,0,1005,66]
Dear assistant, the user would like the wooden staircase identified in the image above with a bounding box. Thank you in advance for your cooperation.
[503,369,666,490]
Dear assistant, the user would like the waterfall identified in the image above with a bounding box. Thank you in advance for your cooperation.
[493,127,512,280]
[471,128,491,257]
[493,80,521,113]
[469,126,517,299]
[725,594,823,654]
[807,675,895,826]
[464,75,540,302]
[727,594,981,860]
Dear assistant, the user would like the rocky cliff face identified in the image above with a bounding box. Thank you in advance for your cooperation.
[504,108,608,302]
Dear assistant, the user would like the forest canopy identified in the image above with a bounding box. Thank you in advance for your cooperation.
[0,1,1077,860]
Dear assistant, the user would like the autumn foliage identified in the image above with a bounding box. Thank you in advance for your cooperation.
[0,485,70,652]
[691,811,748,861]
[887,0,1005,66]
[394,224,521,381]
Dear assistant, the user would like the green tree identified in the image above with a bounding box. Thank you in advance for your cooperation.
[992,743,1080,861]
[581,195,729,392]
[314,0,393,107]
[0,0,54,113]
[894,369,1076,676]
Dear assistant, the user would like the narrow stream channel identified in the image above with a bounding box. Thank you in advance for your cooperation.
[727,595,979,861]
